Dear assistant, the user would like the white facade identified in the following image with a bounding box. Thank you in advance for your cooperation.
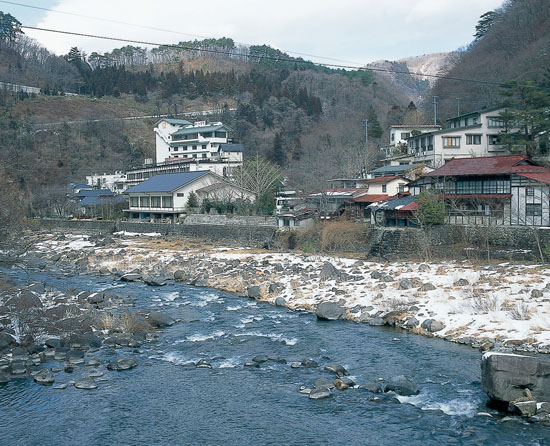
[154,119,241,164]
[86,171,128,193]
[401,107,515,168]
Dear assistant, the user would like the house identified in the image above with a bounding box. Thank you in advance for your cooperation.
[276,208,315,229]
[369,163,433,181]
[86,171,127,193]
[125,119,244,188]
[381,124,442,158]
[397,106,518,168]
[409,155,550,226]
[369,195,419,227]
[124,171,252,220]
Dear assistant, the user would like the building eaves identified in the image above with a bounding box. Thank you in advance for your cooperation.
[125,171,210,194]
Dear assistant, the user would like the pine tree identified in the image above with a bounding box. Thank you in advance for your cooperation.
[474,11,497,41]
[367,105,383,139]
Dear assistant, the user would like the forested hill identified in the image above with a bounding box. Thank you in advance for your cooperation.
[429,0,550,121]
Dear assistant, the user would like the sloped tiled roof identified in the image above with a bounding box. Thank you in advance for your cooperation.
[367,175,406,184]
[353,194,388,203]
[156,118,192,126]
[76,189,115,198]
[517,172,550,185]
[373,195,418,211]
[220,143,244,152]
[424,155,545,177]
[125,171,210,193]
[171,124,229,136]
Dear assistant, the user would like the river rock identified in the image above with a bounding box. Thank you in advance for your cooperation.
[252,355,269,363]
[70,333,102,349]
[196,359,212,369]
[320,262,343,281]
[274,297,286,307]
[360,382,383,394]
[421,319,445,332]
[0,373,11,385]
[34,369,55,385]
[144,276,166,287]
[398,279,414,290]
[334,379,349,390]
[147,311,175,328]
[74,378,97,390]
[107,358,138,371]
[0,332,17,350]
[309,387,332,400]
[324,363,349,376]
[247,286,261,299]
[403,317,419,328]
[120,273,142,282]
[481,352,550,406]
[87,293,104,304]
[509,400,537,417]
[5,290,42,310]
[368,317,386,326]
[315,302,346,321]
[301,359,319,368]
[314,377,335,389]
[385,375,419,396]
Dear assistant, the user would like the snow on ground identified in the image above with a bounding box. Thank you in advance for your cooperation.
[39,233,550,351]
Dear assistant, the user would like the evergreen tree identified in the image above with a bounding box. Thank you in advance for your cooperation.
[186,191,199,210]
[0,12,23,46]
[367,105,383,139]
[474,11,497,41]
[270,132,286,166]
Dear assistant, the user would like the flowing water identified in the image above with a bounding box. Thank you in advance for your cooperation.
[0,268,548,445]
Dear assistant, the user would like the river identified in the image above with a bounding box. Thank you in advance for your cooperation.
[0,268,548,445]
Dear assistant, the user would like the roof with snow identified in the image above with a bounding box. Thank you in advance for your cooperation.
[75,189,115,198]
[371,195,418,211]
[125,171,211,194]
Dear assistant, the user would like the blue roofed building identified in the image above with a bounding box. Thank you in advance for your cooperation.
[124,171,253,220]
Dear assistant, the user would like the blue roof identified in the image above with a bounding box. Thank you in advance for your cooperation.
[69,183,93,189]
[171,124,231,136]
[220,143,244,152]
[78,195,124,207]
[372,165,415,174]
[125,171,210,194]
[156,118,192,126]
[377,195,417,211]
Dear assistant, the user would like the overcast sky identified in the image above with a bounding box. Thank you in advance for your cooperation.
[3,0,505,64]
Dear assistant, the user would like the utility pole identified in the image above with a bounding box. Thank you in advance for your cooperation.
[433,96,438,125]
[364,118,369,178]
[456,98,460,116]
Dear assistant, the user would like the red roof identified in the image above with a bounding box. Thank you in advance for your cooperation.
[517,172,550,185]
[425,155,548,177]
[353,194,388,203]
[367,176,402,184]
[401,202,419,211]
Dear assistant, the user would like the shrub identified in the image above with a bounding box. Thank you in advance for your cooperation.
[320,221,365,252]
[508,302,533,320]
[415,189,446,226]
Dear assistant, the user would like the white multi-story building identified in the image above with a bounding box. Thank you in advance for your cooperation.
[381,124,441,158]
[125,118,244,187]
[86,171,127,193]
[399,106,516,168]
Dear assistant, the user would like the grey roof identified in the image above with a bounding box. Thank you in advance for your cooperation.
[156,118,192,126]
[125,171,210,194]
[371,165,416,174]
[375,195,417,211]
[220,143,244,152]
[76,189,115,198]
[446,105,508,122]
[407,123,483,139]
[171,124,229,136]
[79,195,124,207]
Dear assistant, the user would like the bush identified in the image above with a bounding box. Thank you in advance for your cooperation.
[416,189,446,226]
[320,221,366,252]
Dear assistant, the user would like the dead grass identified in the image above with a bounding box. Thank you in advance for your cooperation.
[470,293,500,313]
[320,221,366,252]
[508,302,534,320]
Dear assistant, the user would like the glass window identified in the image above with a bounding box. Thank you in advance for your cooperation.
[162,196,173,208]
[442,137,460,148]
[177,193,184,197]
[526,187,534,196]
[488,135,501,145]
[215,131,227,138]
[140,196,149,207]
[202,132,213,138]
[151,196,161,207]
[526,203,542,216]
[130,197,138,207]
[466,134,481,145]
[400,132,410,140]
[382,185,387,193]
[488,117,505,127]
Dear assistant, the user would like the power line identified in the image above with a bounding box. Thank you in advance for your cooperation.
[0,0,366,66]
[21,24,531,90]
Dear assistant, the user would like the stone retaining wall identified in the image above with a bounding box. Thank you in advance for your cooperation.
[183,214,277,227]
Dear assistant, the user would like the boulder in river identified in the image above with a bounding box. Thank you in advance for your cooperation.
[147,311,175,328]
[481,352,550,407]
[324,363,349,377]
[385,375,419,396]
[309,387,332,400]
[5,290,42,310]
[247,286,261,299]
[421,319,445,333]
[274,297,286,307]
[74,378,97,390]
[144,276,166,287]
[315,302,346,321]
[34,369,55,386]
[107,358,138,371]
[120,273,142,282]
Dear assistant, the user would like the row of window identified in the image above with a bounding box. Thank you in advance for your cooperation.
[451,116,479,128]
[440,134,501,148]
[130,196,173,208]
[171,131,227,141]
[436,179,511,195]
[449,202,543,217]
[172,144,210,151]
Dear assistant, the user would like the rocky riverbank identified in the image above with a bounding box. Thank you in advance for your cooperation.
[2,230,549,356]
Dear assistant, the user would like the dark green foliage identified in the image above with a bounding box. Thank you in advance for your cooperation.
[416,189,446,226]
[186,191,199,209]
[269,132,285,166]
[474,11,497,41]
[0,11,22,46]
[367,105,383,139]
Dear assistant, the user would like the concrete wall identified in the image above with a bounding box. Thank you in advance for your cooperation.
[183,214,277,227]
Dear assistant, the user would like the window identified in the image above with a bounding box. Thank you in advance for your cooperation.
[464,118,469,126]
[130,197,139,207]
[488,135,501,145]
[483,179,510,194]
[151,196,161,207]
[202,153,207,158]
[488,117,505,127]
[526,187,534,197]
[214,131,226,138]
[162,196,173,208]
[466,134,481,145]
[473,117,478,124]
[177,193,184,197]
[442,136,460,148]
[526,203,542,216]
[192,145,197,150]
[391,133,395,142]
[456,180,482,194]
[140,196,149,207]
[202,132,213,138]
[427,135,434,150]
[398,184,405,193]
[202,144,207,150]
[400,132,410,140]
[382,185,387,193]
